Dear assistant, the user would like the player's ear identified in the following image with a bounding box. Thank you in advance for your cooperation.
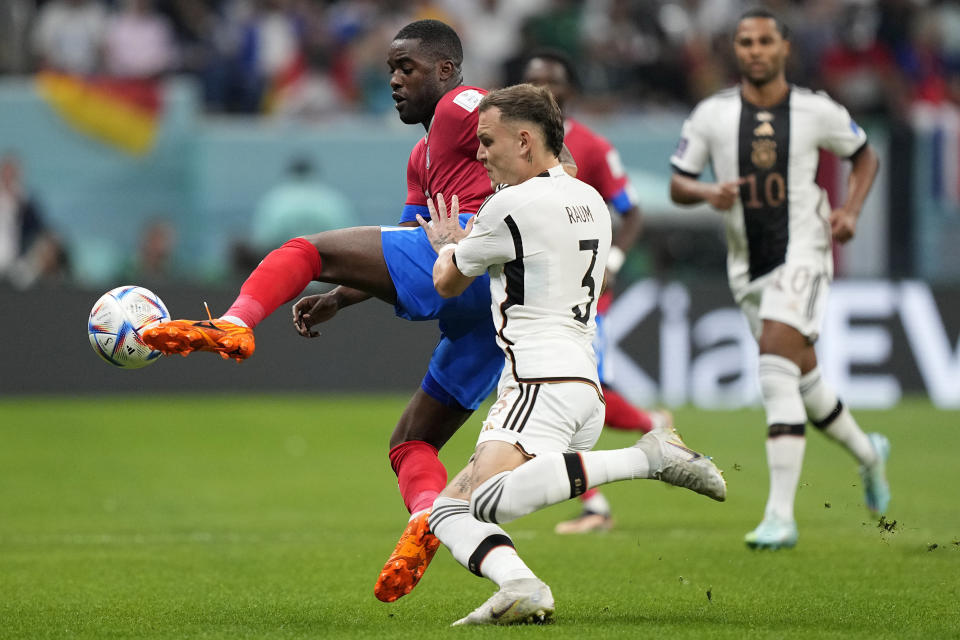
[437,59,457,81]
[517,129,532,155]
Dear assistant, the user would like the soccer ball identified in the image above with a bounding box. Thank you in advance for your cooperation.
[88,285,170,369]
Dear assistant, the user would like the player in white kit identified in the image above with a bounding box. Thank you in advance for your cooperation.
[416,83,725,625]
[669,9,889,550]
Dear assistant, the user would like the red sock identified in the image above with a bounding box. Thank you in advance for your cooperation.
[223,238,322,328]
[603,387,653,432]
[579,487,600,503]
[388,441,448,514]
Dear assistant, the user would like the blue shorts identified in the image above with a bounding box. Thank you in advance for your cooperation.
[594,310,609,387]
[380,216,503,411]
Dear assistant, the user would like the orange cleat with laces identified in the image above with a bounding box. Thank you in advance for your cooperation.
[374,511,440,603]
[143,314,255,362]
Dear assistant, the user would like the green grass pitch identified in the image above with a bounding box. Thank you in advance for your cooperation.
[1,395,957,639]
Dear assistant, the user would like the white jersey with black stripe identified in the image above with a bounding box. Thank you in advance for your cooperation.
[670,85,868,292]
[454,164,611,387]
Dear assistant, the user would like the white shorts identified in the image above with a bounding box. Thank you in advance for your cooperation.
[476,377,605,456]
[734,261,831,342]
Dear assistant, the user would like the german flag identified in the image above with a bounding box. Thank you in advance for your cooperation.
[261,50,307,115]
[35,71,162,156]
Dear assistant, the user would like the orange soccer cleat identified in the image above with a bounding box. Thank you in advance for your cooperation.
[143,314,255,362]
[374,511,440,603]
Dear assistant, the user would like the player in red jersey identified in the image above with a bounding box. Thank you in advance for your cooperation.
[143,20,521,602]
[522,50,673,534]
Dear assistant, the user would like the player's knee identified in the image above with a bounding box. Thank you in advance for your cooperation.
[470,471,517,524]
[758,354,806,426]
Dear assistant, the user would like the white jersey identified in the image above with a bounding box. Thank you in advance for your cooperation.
[670,85,868,292]
[454,164,611,388]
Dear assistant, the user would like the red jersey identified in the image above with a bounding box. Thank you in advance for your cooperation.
[400,86,492,222]
[563,117,637,216]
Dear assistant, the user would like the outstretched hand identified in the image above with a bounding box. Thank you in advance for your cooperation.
[292,291,339,337]
[417,193,473,253]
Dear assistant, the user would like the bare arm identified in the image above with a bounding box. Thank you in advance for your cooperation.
[416,194,475,298]
[830,143,880,244]
[670,172,745,210]
[604,203,642,284]
[613,203,642,253]
[432,244,474,298]
[292,285,372,337]
[330,286,371,306]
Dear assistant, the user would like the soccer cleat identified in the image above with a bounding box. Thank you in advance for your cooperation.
[374,511,440,603]
[744,514,799,550]
[452,578,554,626]
[635,426,727,501]
[860,432,891,516]
[142,318,255,362]
[554,511,613,535]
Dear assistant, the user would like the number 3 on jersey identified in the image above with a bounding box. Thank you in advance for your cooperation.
[572,238,600,325]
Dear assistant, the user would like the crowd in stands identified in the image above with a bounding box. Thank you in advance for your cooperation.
[0,0,956,118]
[1,0,958,289]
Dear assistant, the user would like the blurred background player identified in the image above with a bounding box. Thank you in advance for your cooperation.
[233,154,358,272]
[30,0,107,76]
[418,84,724,625]
[520,49,671,534]
[143,19,504,601]
[669,9,889,551]
[0,151,68,288]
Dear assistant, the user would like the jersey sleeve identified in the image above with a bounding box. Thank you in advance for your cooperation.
[603,147,638,216]
[815,94,868,158]
[400,143,428,223]
[453,196,514,277]
[592,138,637,215]
[670,102,711,176]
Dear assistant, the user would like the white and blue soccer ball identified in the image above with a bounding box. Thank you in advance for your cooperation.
[88,285,170,369]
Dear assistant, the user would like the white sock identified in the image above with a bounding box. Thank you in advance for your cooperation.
[470,450,650,524]
[759,354,806,426]
[582,448,651,484]
[409,508,429,521]
[220,315,248,327]
[799,368,878,467]
[582,491,611,516]
[758,354,807,522]
[429,497,535,585]
[764,436,806,522]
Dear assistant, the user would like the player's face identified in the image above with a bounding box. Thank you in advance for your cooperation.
[476,108,526,187]
[522,58,570,112]
[388,38,445,125]
[733,18,790,87]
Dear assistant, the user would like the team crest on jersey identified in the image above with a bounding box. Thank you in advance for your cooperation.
[751,139,778,169]
[753,122,775,137]
[752,111,777,167]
